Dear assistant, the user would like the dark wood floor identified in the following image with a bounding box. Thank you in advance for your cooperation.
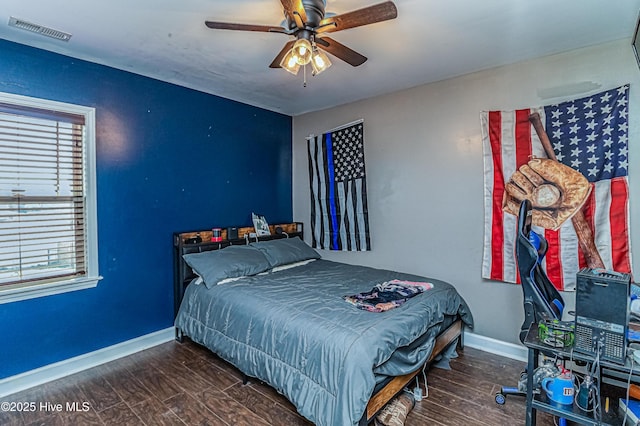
[1,338,558,426]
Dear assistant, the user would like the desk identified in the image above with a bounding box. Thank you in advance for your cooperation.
[523,323,639,425]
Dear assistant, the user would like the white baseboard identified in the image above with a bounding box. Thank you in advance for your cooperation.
[1,328,522,399]
[0,327,175,398]
[464,330,528,362]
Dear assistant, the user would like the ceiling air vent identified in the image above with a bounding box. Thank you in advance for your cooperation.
[8,17,72,42]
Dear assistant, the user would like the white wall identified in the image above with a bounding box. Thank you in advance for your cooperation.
[292,39,640,345]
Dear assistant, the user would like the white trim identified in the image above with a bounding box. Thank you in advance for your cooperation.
[0,275,102,304]
[464,330,528,362]
[84,105,99,280]
[0,327,175,398]
[0,91,100,304]
[0,327,525,399]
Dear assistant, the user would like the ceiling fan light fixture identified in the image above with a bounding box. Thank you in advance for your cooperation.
[292,38,312,65]
[311,49,332,75]
[205,0,398,81]
[280,50,301,75]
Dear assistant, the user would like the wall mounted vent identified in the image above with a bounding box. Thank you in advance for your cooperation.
[8,17,72,42]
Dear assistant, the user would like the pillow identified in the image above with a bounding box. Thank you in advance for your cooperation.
[251,237,320,268]
[182,245,271,288]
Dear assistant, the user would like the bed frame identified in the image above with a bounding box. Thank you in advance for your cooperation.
[173,222,464,425]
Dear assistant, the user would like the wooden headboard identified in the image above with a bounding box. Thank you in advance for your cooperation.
[172,222,303,318]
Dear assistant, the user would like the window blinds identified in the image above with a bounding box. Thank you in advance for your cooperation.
[0,105,87,287]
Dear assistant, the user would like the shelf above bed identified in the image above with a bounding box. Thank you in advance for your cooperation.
[173,222,304,319]
[174,222,303,247]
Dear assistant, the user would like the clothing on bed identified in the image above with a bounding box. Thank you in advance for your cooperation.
[343,279,434,312]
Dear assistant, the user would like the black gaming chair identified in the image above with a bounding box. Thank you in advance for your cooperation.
[515,199,565,343]
[495,199,565,404]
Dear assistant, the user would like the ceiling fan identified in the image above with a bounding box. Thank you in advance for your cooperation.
[204,0,398,77]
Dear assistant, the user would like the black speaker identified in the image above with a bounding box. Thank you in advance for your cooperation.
[184,235,202,245]
[574,268,631,364]
[227,227,238,240]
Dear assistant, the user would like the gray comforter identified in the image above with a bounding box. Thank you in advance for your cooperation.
[175,260,473,425]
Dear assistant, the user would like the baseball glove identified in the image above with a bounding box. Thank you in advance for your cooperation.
[503,158,591,230]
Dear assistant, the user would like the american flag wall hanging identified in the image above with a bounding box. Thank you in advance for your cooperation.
[481,85,632,291]
[307,120,371,251]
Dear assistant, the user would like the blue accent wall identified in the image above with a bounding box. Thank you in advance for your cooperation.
[0,39,292,379]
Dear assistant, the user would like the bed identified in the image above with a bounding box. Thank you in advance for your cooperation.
[173,223,473,425]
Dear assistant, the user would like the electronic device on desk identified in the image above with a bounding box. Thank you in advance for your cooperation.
[538,319,575,348]
[574,268,631,365]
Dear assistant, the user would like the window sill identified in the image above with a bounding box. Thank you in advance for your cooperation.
[0,276,103,304]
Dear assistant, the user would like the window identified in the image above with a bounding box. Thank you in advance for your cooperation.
[0,92,100,303]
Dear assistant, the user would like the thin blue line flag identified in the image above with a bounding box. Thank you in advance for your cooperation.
[308,121,371,251]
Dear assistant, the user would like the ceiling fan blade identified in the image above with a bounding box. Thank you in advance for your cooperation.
[316,37,367,67]
[316,1,397,34]
[280,0,307,29]
[205,21,287,33]
[269,40,296,68]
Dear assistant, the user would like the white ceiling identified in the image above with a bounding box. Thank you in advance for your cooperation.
[1,0,639,116]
